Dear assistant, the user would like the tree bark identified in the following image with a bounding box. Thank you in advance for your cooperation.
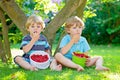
[0,0,28,35]
[0,8,11,60]
[73,0,87,19]
[0,37,7,62]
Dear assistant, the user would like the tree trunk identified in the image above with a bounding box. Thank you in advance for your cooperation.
[74,0,87,19]
[0,37,7,62]
[0,8,11,61]
[0,0,28,35]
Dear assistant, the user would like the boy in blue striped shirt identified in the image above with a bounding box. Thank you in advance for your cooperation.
[14,15,51,71]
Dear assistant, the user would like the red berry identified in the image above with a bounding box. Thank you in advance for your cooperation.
[31,54,49,62]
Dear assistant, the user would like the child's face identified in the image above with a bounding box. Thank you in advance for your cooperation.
[27,22,43,35]
[67,24,82,36]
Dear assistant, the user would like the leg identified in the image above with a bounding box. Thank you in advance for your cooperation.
[86,56,109,71]
[50,59,62,71]
[14,56,38,71]
[95,56,109,71]
[55,52,84,71]
[86,57,99,67]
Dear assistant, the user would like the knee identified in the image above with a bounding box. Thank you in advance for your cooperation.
[96,56,103,60]
[54,52,63,59]
[14,56,22,62]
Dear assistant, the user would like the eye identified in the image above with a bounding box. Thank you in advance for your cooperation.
[31,26,35,28]
[79,26,82,29]
[37,26,40,28]
[73,26,77,29]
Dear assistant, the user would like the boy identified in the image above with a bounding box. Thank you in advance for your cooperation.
[14,15,50,71]
[52,16,109,71]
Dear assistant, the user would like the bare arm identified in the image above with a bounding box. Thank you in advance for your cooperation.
[22,33,39,53]
[45,49,51,55]
[61,34,80,55]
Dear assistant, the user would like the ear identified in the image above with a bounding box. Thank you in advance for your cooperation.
[26,28,30,32]
[67,29,70,33]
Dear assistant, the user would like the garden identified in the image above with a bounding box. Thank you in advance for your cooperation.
[0,0,120,80]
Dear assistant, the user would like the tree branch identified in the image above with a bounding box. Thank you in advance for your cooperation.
[44,0,84,45]
[0,0,27,35]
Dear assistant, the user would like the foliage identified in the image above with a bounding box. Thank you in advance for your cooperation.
[8,25,23,44]
[1,0,120,44]
[15,0,65,19]
[83,0,120,44]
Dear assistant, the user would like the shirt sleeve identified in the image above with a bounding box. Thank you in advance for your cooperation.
[20,36,29,50]
[43,36,50,50]
[83,38,90,52]
[45,42,50,50]
[59,35,69,49]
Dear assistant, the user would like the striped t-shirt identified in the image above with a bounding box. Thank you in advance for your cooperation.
[20,34,50,55]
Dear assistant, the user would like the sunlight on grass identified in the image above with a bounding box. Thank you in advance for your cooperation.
[11,49,24,58]
[74,75,91,80]
[45,70,73,80]
[2,71,26,80]
[108,73,120,80]
[102,72,120,80]
[45,75,54,80]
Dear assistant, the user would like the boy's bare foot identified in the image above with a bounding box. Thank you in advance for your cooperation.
[95,66,109,71]
[77,65,84,72]
[30,66,38,71]
[55,64,62,71]
[50,59,62,71]
[50,64,62,71]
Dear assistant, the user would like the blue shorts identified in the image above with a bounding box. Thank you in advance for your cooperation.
[14,54,30,66]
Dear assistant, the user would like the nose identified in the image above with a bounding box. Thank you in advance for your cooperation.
[34,26,38,29]
[76,27,80,32]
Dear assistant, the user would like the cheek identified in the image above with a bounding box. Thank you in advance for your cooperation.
[72,30,77,33]
[38,28,43,32]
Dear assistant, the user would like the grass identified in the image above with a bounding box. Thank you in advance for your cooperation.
[0,44,120,80]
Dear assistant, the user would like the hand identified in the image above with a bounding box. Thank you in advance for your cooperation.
[85,58,90,64]
[71,34,80,44]
[31,32,40,42]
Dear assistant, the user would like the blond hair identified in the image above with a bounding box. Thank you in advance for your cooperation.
[25,14,45,29]
[65,16,85,33]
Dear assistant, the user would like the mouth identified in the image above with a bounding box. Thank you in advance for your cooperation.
[77,33,79,34]
[34,31,37,33]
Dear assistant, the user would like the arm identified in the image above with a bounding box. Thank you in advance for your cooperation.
[22,33,39,53]
[45,49,51,55]
[61,34,80,55]
[61,40,74,55]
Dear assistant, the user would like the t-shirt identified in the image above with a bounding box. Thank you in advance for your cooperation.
[59,34,90,59]
[20,34,50,55]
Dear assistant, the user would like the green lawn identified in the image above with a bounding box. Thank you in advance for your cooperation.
[0,44,120,80]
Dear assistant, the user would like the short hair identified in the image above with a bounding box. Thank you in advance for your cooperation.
[25,14,45,29]
[65,16,85,32]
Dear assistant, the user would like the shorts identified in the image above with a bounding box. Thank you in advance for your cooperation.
[14,54,30,66]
